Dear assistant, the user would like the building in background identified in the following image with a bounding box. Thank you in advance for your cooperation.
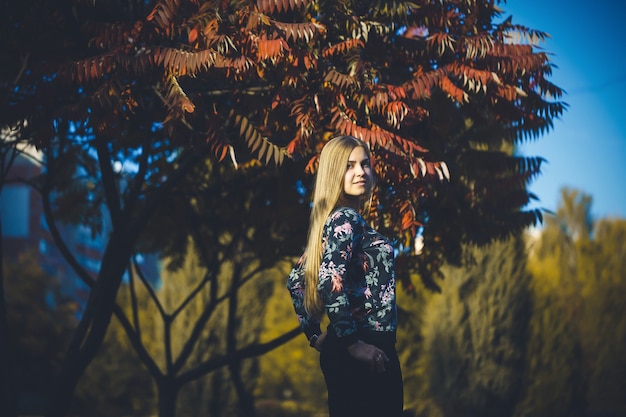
[1,149,44,260]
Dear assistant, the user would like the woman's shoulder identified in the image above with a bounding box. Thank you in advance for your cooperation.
[323,207,366,235]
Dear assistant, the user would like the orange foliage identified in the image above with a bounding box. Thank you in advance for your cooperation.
[4,0,565,291]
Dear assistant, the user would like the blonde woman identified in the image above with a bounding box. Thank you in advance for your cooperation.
[287,136,403,417]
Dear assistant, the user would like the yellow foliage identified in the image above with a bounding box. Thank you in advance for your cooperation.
[255,259,327,413]
[519,214,626,416]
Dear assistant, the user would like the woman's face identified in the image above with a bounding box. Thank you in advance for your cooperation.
[343,146,372,199]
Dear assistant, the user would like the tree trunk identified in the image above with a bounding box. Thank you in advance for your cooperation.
[226,240,257,417]
[0,220,18,417]
[229,362,257,417]
[157,377,180,417]
[44,233,134,417]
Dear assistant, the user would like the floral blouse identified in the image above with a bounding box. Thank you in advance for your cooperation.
[287,207,397,347]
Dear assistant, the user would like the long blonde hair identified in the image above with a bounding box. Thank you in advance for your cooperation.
[303,136,373,318]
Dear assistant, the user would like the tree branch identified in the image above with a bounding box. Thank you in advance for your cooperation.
[111,304,164,378]
[94,134,122,228]
[177,326,302,386]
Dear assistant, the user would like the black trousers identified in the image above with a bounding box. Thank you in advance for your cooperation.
[320,335,403,417]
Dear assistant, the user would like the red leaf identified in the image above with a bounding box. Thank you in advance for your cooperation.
[188,27,198,43]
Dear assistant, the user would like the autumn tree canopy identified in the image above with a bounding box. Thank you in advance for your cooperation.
[1,0,563,284]
[0,2,567,415]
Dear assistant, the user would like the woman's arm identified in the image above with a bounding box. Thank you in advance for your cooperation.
[318,208,361,347]
[286,257,321,340]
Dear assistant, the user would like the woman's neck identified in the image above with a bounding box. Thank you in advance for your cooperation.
[338,195,362,211]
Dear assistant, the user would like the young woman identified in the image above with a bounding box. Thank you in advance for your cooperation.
[287,136,403,417]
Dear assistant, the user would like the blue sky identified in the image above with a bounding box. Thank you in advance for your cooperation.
[503,0,626,220]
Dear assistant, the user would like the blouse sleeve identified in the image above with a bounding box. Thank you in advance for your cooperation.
[286,256,321,340]
[318,208,361,347]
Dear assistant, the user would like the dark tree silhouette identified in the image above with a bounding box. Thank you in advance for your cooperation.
[0,1,564,415]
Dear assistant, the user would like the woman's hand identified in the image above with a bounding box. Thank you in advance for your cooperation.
[313,332,327,352]
[347,340,389,373]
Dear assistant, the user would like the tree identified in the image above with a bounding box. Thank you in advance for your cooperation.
[72,289,156,417]
[255,261,328,417]
[521,188,626,417]
[417,236,531,417]
[2,251,77,415]
[135,158,309,417]
[581,218,626,415]
[520,189,588,417]
[66,159,308,417]
[0,135,20,417]
[0,131,46,417]
[156,241,274,417]
[1,0,564,414]
[2,0,562,284]
[394,272,432,414]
